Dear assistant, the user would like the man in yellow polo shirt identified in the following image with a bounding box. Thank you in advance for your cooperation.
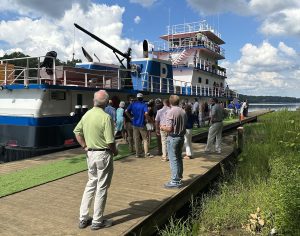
[74,90,118,231]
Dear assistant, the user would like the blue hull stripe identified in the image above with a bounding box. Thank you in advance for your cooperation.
[0,116,76,126]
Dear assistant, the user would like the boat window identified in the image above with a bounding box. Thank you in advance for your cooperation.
[77,94,83,106]
[198,77,202,83]
[51,91,66,100]
[206,79,209,85]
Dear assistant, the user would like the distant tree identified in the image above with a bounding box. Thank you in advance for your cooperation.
[0,52,82,83]
[0,52,37,69]
[0,52,38,79]
[0,51,81,67]
[239,94,300,103]
[62,59,82,67]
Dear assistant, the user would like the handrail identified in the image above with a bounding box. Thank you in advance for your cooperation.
[0,56,237,98]
[152,38,225,57]
[10,69,25,85]
[167,21,222,39]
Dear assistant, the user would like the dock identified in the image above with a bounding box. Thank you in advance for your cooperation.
[0,111,269,236]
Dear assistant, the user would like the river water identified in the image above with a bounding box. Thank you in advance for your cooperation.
[248,103,300,112]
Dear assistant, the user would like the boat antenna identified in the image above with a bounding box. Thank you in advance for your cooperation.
[217,13,220,37]
[94,53,100,62]
[72,24,76,61]
[81,47,93,62]
[168,8,171,48]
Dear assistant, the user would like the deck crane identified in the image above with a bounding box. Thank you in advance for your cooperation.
[74,23,132,70]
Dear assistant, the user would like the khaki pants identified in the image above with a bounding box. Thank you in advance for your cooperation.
[184,129,193,156]
[132,126,148,156]
[205,122,223,152]
[160,130,168,158]
[79,150,114,224]
[125,122,134,151]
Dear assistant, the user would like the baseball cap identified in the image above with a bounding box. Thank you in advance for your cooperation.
[136,93,143,98]
[155,98,162,104]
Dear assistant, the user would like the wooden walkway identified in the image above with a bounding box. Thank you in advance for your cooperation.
[0,140,235,236]
[0,111,269,236]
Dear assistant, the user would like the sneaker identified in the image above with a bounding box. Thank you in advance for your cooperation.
[204,149,211,153]
[164,181,182,189]
[91,219,113,230]
[216,150,221,154]
[79,217,92,229]
[145,153,154,158]
[135,153,144,158]
[183,155,192,159]
[161,156,169,162]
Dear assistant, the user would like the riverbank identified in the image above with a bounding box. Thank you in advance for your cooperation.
[248,103,300,112]
[159,110,300,236]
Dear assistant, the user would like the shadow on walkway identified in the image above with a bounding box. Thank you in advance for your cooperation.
[105,199,163,225]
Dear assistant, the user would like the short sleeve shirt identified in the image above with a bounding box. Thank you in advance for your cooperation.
[155,106,170,126]
[211,104,224,122]
[126,101,148,127]
[105,105,116,122]
[73,107,114,149]
[192,102,199,113]
[165,106,187,136]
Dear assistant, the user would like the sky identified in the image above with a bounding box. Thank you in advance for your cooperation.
[0,0,299,97]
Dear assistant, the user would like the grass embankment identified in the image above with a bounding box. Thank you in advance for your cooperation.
[0,117,238,198]
[159,110,300,236]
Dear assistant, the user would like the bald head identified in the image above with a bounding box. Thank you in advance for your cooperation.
[169,95,180,106]
[94,90,109,108]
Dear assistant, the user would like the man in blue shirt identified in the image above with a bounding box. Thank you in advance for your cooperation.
[105,100,116,123]
[126,93,152,158]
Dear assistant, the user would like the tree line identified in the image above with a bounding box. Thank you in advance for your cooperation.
[0,51,82,68]
[239,94,300,103]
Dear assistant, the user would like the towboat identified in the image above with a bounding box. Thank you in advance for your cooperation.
[0,20,238,162]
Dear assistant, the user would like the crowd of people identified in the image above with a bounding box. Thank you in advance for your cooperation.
[227,99,249,121]
[73,90,226,230]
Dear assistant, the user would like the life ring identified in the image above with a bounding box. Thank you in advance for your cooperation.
[160,63,168,78]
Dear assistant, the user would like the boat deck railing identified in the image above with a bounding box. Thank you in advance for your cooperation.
[152,38,225,58]
[167,21,222,39]
[135,72,237,98]
[0,56,238,98]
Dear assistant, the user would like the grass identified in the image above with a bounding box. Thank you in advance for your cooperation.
[0,142,144,197]
[159,110,300,236]
[0,117,239,198]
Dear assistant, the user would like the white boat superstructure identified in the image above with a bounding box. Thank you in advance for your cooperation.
[152,20,230,98]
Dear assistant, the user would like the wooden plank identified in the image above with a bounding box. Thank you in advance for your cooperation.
[0,111,270,235]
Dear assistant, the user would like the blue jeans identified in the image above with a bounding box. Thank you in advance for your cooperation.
[167,136,184,183]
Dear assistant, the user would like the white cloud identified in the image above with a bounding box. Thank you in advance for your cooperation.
[0,3,144,63]
[249,0,299,16]
[186,0,300,38]
[186,0,249,15]
[259,8,300,37]
[278,42,297,57]
[223,41,300,97]
[134,16,141,24]
[0,0,90,19]
[129,0,157,8]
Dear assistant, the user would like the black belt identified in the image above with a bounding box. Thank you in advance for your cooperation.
[87,148,110,151]
[212,121,222,123]
[168,134,184,138]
